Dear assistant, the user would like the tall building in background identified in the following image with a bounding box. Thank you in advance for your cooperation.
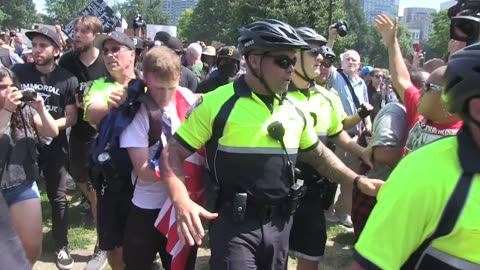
[360,0,399,24]
[440,0,457,11]
[402,7,436,42]
[163,0,198,25]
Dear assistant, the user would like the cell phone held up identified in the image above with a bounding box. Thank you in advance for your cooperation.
[413,43,421,53]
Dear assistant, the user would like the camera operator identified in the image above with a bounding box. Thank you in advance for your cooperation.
[0,66,58,265]
[133,12,146,38]
[58,15,109,270]
[11,27,79,270]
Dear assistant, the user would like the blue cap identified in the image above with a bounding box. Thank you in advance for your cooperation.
[360,65,373,76]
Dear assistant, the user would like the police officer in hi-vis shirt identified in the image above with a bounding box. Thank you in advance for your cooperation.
[160,19,384,270]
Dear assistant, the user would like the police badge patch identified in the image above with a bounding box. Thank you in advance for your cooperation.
[185,96,203,119]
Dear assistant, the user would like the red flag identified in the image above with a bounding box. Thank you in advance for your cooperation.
[154,150,205,269]
[154,89,206,269]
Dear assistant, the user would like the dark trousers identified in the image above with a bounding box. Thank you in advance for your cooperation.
[209,213,292,270]
[39,140,69,250]
[123,205,197,270]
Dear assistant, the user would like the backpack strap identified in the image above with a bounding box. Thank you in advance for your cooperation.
[337,68,366,127]
[137,94,163,148]
[402,172,474,269]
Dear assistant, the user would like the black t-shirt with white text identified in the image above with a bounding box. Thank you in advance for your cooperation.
[59,51,108,141]
[12,63,78,145]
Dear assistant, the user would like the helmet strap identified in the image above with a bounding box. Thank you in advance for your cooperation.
[294,51,315,87]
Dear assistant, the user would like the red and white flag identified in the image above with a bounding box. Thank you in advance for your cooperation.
[154,149,206,270]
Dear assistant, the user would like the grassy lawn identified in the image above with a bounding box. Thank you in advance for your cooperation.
[35,186,353,269]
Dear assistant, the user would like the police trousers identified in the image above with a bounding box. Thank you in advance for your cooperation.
[209,211,292,270]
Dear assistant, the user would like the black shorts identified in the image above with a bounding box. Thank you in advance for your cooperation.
[69,134,94,183]
[97,186,132,251]
[289,186,327,261]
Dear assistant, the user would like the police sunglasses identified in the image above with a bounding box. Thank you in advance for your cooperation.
[320,60,332,68]
[271,55,297,69]
[423,82,443,93]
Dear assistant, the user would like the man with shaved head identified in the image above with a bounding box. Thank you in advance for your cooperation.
[374,15,462,155]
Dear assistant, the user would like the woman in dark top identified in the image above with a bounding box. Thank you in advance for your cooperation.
[0,66,58,264]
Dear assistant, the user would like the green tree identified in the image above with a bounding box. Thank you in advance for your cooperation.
[0,0,42,29]
[182,0,348,45]
[177,8,193,41]
[423,10,450,59]
[182,0,235,44]
[112,0,168,28]
[364,22,413,68]
[44,0,91,22]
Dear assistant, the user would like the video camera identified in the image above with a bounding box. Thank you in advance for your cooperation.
[334,20,349,37]
[449,0,480,44]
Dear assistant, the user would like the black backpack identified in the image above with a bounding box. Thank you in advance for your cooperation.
[91,79,163,191]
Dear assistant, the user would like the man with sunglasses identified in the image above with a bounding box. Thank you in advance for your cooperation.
[83,30,141,270]
[287,27,373,270]
[159,19,384,270]
[374,15,462,155]
[353,42,480,270]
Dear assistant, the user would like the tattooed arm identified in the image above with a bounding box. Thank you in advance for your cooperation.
[160,137,193,200]
[299,142,384,196]
[160,137,218,247]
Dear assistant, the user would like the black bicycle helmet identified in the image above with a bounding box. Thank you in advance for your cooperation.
[295,27,327,46]
[238,19,310,55]
[443,42,480,115]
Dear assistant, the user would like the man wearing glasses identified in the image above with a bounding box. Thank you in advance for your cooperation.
[83,30,141,270]
[159,19,384,270]
[374,15,462,155]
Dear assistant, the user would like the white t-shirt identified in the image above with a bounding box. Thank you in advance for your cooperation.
[119,102,181,209]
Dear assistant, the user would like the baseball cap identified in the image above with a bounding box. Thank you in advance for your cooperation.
[360,65,373,76]
[217,46,241,61]
[25,27,62,48]
[203,46,216,57]
[131,36,143,50]
[94,31,135,50]
[162,36,183,53]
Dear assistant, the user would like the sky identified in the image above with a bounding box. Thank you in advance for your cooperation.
[33,0,449,16]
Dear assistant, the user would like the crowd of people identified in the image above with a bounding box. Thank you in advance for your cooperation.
[0,2,478,270]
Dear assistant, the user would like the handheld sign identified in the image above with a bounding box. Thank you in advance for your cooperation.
[62,0,122,40]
